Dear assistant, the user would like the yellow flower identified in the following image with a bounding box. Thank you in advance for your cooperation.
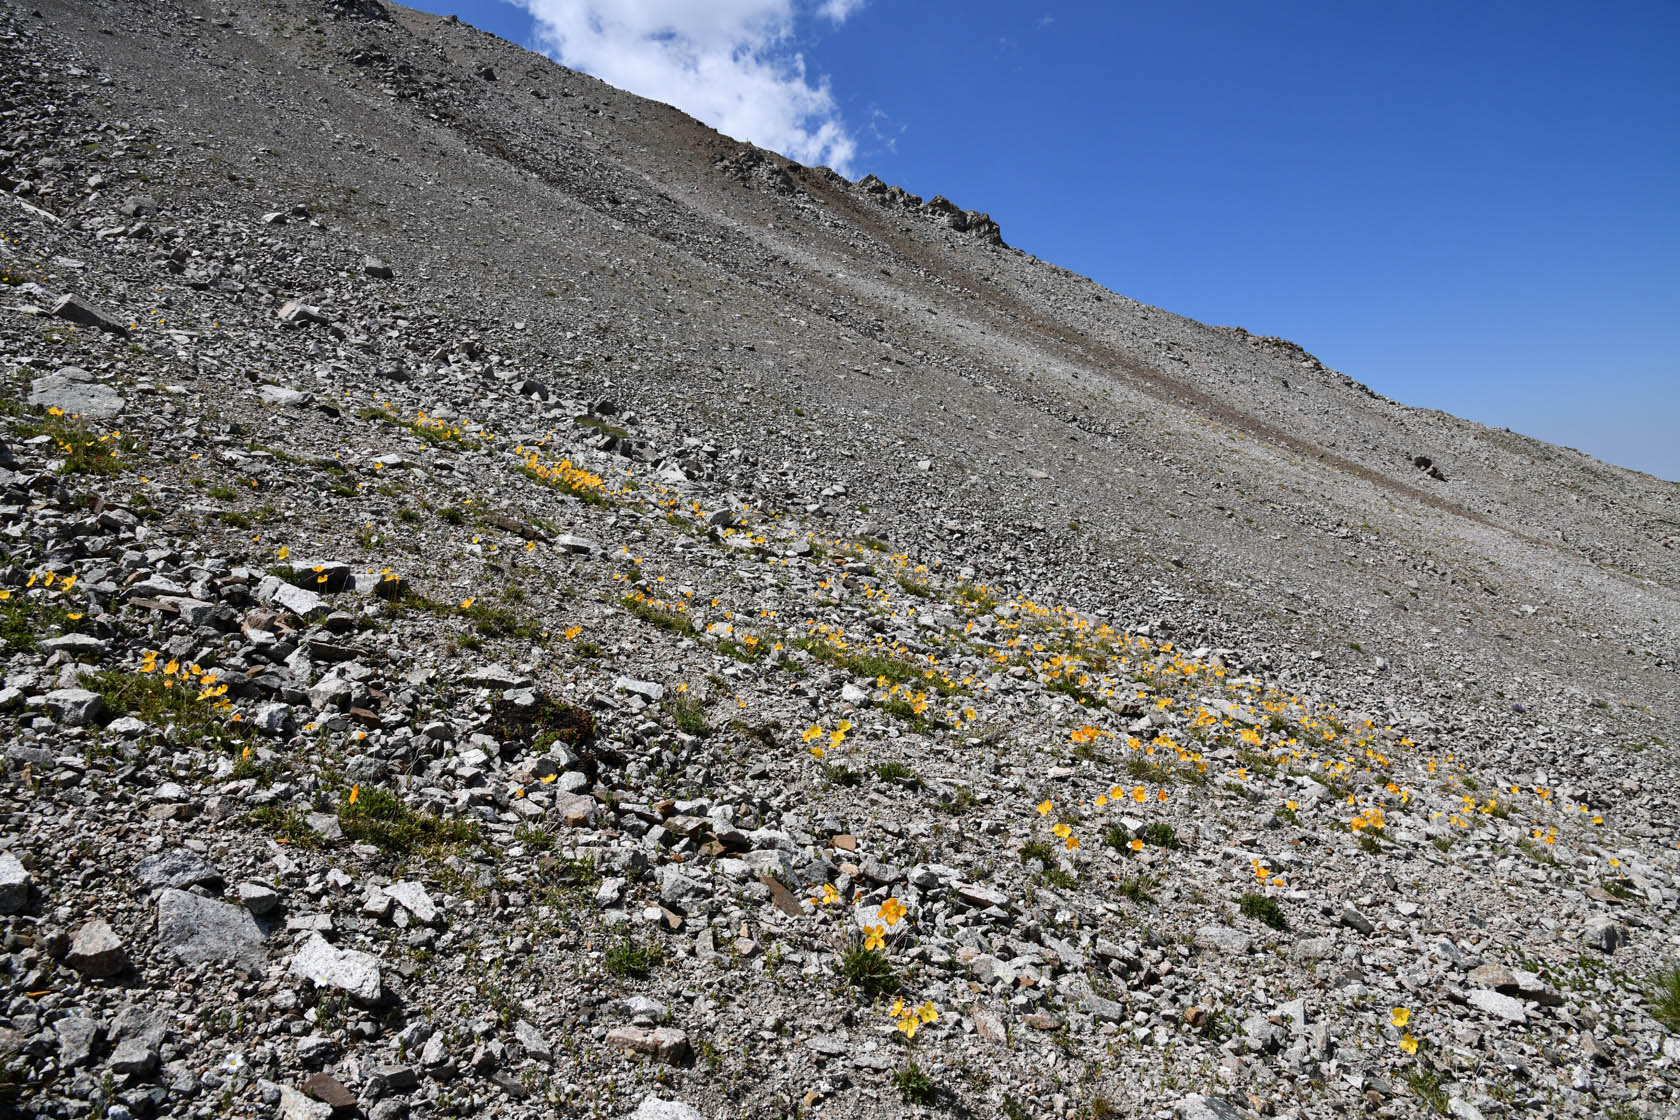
[1132,786,1147,803]
[918,1001,938,1024]
[1398,1033,1418,1055]
[1036,800,1053,816]
[879,897,908,927]
[1064,835,1079,851]
[803,725,823,743]
[863,925,885,951]
[347,785,359,805]
[896,1017,919,1039]
[564,625,582,639]
[1391,1007,1410,1028]
[276,545,289,561]
[810,746,825,759]
[1094,795,1108,808]
[460,596,475,610]
[1128,838,1144,852]
[540,773,556,783]
[821,883,840,905]
[1051,822,1071,840]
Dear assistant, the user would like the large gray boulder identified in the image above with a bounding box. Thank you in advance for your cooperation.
[156,888,266,969]
[29,366,125,419]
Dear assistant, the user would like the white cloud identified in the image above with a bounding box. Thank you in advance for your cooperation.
[517,0,857,175]
[818,0,866,23]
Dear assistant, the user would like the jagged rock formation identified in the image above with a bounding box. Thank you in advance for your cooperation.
[1,2,1677,1119]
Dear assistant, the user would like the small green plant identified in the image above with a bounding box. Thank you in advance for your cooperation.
[1118,875,1158,904]
[461,601,544,641]
[1103,824,1131,852]
[893,1059,938,1106]
[1406,1067,1450,1115]
[1652,963,1680,1033]
[820,763,861,787]
[939,786,977,815]
[83,666,246,751]
[0,595,83,652]
[338,786,478,859]
[437,505,466,525]
[1020,839,1057,865]
[1138,822,1179,849]
[666,693,711,737]
[1238,892,1287,931]
[14,409,138,475]
[604,936,665,979]
[839,941,897,998]
[874,760,921,786]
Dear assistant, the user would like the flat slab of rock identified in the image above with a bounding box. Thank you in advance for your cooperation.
[156,888,266,969]
[1468,963,1562,1006]
[953,881,1010,910]
[1175,1094,1245,1120]
[615,677,664,702]
[606,1025,689,1065]
[1467,988,1527,1022]
[50,295,129,336]
[39,633,108,659]
[134,849,225,891]
[29,364,122,416]
[259,385,313,408]
[67,919,128,977]
[278,1084,334,1120]
[290,933,384,1003]
[553,534,600,554]
[628,1098,704,1120]
[1196,925,1253,955]
[256,575,329,620]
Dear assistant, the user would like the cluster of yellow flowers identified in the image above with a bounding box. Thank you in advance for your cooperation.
[887,997,938,1039]
[1391,1006,1418,1054]
[1349,805,1386,833]
[802,719,852,758]
[138,652,232,707]
[514,444,611,499]
[1,569,83,617]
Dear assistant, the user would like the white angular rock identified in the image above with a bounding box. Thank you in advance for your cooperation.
[289,933,383,1002]
[1467,988,1527,1022]
[0,851,31,913]
[627,1098,703,1120]
[384,881,440,926]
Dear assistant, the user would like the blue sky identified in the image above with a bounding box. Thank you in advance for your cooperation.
[414,1,1680,481]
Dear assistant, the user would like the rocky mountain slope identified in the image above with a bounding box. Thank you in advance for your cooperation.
[1,1,1677,1119]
